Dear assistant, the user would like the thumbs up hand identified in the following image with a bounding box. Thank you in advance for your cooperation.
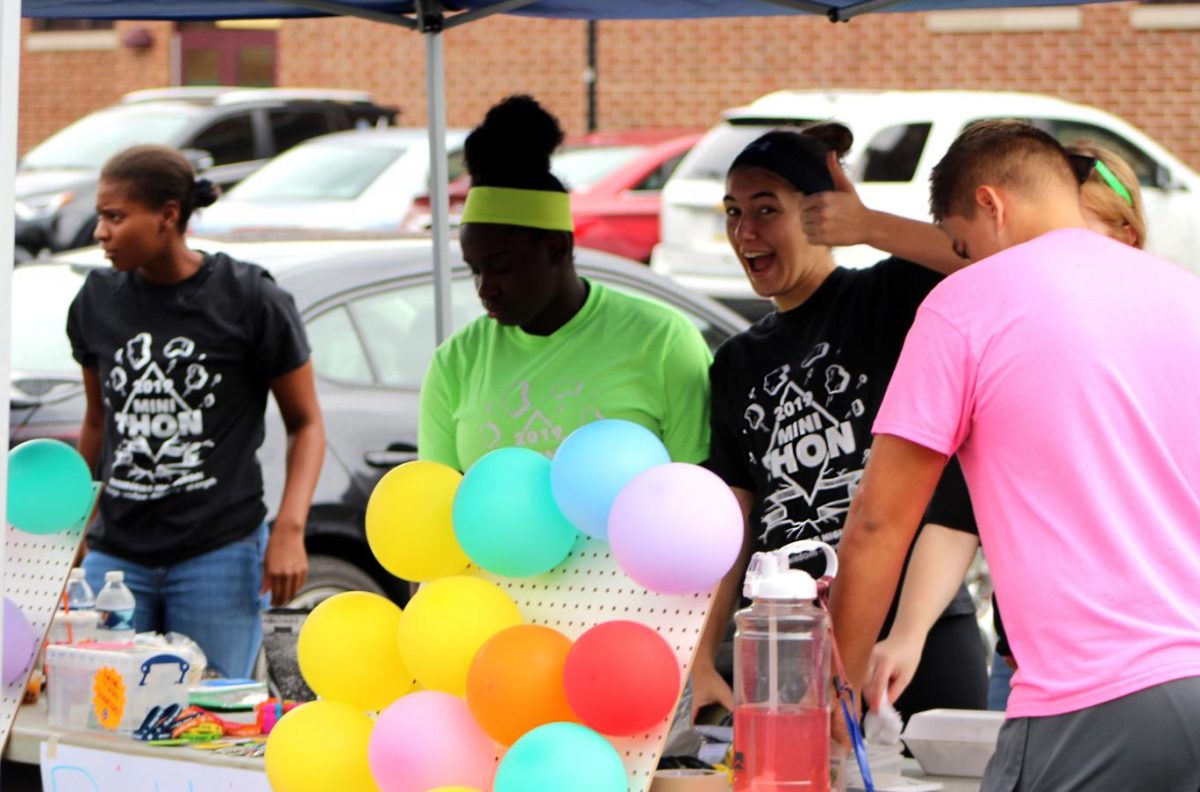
[798,150,873,248]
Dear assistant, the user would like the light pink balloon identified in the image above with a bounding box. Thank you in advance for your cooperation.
[608,463,743,594]
[368,690,498,792]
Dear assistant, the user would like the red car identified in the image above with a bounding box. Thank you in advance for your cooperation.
[404,130,700,263]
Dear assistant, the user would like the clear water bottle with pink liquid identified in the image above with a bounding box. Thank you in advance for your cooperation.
[733,540,836,792]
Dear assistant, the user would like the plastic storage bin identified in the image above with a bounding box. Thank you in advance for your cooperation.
[45,643,200,736]
[901,709,1005,777]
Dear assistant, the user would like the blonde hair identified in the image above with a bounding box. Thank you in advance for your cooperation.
[1068,141,1146,249]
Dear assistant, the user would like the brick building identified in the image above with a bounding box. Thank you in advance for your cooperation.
[17,3,1200,169]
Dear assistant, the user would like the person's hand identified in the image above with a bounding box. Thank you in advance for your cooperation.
[690,660,734,721]
[799,151,873,247]
[864,632,925,712]
[263,524,308,606]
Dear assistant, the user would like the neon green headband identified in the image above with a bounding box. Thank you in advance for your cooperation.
[1093,160,1134,207]
[460,186,574,232]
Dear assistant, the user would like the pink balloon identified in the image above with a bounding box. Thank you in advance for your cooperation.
[608,463,743,594]
[368,690,498,792]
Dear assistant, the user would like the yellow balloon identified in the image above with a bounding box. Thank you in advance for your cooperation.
[265,700,379,792]
[397,575,523,697]
[367,460,470,582]
[297,591,416,712]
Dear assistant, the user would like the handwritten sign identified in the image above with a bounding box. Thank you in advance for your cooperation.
[40,743,271,792]
[91,667,125,731]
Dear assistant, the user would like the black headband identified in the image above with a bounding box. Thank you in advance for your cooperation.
[730,136,835,195]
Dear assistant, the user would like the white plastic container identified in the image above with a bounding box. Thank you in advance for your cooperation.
[901,709,1005,778]
[45,643,200,736]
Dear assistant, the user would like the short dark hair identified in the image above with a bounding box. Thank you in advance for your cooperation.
[100,144,218,231]
[929,120,1077,222]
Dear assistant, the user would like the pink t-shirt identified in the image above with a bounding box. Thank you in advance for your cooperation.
[875,228,1200,718]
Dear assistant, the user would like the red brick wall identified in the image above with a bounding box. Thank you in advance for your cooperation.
[16,5,1200,171]
[18,20,174,155]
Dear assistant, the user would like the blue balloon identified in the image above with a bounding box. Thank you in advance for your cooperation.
[452,447,578,577]
[494,722,626,792]
[7,439,94,535]
[550,419,670,540]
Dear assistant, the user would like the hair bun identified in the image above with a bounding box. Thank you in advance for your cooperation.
[802,122,854,158]
[465,94,565,187]
[192,178,220,209]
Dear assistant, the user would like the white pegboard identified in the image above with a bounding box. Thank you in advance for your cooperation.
[0,486,94,756]
[477,533,716,792]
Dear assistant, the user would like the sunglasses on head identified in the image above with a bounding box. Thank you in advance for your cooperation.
[1068,152,1134,207]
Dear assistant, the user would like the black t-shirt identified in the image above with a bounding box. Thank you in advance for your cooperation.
[708,258,976,619]
[66,252,310,565]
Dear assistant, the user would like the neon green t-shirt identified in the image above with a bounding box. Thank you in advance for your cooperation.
[418,280,712,471]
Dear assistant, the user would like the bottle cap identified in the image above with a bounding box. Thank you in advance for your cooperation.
[104,570,125,583]
[69,567,85,581]
[743,539,837,600]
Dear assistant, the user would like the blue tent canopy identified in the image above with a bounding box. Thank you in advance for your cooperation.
[21,0,1117,24]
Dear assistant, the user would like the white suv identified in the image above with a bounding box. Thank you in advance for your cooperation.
[652,90,1200,308]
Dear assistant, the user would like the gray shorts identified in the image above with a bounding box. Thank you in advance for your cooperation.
[982,676,1200,792]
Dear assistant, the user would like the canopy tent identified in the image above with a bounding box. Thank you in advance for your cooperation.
[2,0,1115,709]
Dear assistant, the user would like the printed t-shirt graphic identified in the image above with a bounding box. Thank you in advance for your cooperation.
[105,330,222,500]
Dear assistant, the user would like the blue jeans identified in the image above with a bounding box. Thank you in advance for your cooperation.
[83,523,270,679]
[988,650,1014,711]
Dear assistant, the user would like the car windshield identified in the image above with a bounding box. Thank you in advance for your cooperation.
[21,106,195,170]
[551,145,645,191]
[674,122,816,181]
[228,141,407,202]
[11,264,89,375]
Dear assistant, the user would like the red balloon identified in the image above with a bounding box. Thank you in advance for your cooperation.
[562,620,681,736]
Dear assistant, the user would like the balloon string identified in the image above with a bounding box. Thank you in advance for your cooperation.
[817,577,874,792]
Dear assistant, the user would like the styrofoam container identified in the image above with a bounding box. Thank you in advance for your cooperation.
[901,709,1004,778]
[45,643,200,736]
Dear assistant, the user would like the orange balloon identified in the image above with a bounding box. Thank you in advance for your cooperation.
[465,625,578,746]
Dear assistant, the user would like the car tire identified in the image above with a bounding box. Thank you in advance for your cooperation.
[288,553,387,611]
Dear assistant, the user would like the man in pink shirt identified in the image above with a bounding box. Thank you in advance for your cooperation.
[830,120,1200,791]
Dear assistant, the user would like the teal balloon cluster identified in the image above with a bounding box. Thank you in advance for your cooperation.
[452,447,578,577]
[6,439,94,535]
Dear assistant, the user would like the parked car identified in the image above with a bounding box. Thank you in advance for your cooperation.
[403,131,701,262]
[14,87,397,258]
[9,237,747,607]
[652,89,1200,314]
[189,128,469,238]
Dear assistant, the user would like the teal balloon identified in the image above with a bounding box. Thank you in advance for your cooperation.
[7,439,93,535]
[452,447,578,577]
[494,722,626,792]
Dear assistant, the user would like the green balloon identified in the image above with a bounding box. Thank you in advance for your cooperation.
[494,722,626,792]
[452,447,578,578]
[7,439,94,534]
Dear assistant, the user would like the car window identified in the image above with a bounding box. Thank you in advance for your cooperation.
[633,152,688,193]
[674,121,817,182]
[230,142,405,202]
[269,108,333,155]
[350,280,481,390]
[861,123,931,183]
[10,264,88,375]
[425,148,468,192]
[21,106,195,170]
[306,306,374,385]
[1050,121,1161,187]
[190,114,257,167]
[552,146,645,191]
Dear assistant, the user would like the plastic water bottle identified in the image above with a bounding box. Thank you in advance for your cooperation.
[94,570,136,637]
[733,540,836,792]
[65,568,95,612]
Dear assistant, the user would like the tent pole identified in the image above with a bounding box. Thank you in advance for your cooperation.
[420,8,454,344]
[0,0,20,711]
